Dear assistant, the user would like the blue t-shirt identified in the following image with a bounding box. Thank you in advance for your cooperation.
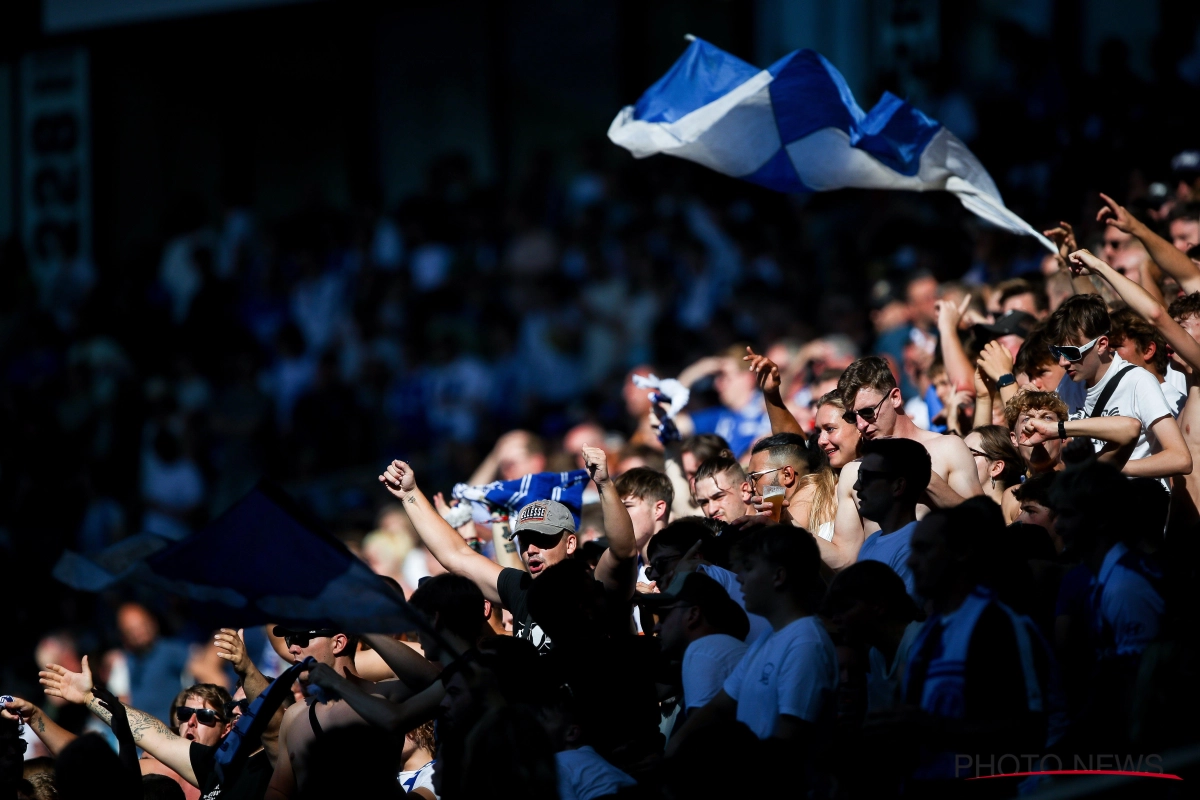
[690,400,771,458]
[857,520,920,601]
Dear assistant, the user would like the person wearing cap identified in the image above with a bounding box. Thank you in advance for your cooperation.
[379,445,636,654]
[644,572,750,713]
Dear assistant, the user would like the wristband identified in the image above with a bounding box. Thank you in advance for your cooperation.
[1058,420,1067,440]
[995,373,1016,388]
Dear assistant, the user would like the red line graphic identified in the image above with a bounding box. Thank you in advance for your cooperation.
[966,770,1182,781]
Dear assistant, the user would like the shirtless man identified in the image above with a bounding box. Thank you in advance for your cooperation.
[827,356,981,569]
[264,627,431,799]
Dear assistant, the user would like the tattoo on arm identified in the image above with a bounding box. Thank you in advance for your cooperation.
[86,696,180,744]
[125,706,179,743]
[35,716,45,734]
[406,495,416,505]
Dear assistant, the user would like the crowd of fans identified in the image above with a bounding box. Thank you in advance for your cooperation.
[5,154,1200,795]
[5,24,1200,786]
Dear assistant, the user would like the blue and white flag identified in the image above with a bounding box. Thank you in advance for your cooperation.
[452,470,589,527]
[609,37,1053,251]
[53,482,422,633]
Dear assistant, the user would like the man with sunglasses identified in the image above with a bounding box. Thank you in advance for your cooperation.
[379,444,636,654]
[1046,292,1189,484]
[40,658,277,800]
[823,357,981,570]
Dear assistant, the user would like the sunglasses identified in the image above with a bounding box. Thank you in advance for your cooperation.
[1048,333,1106,363]
[842,394,889,425]
[283,630,337,649]
[223,699,250,718]
[176,706,224,726]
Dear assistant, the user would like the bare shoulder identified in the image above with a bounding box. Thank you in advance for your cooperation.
[921,431,972,460]
[279,699,307,736]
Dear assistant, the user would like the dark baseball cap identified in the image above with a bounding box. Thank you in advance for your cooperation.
[640,572,750,641]
[973,310,1037,343]
[510,499,576,539]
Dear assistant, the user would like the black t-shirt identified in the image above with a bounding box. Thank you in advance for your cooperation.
[497,566,553,653]
[190,742,273,800]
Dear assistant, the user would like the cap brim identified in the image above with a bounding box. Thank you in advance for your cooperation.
[510,523,571,539]
[637,591,684,610]
[272,625,291,637]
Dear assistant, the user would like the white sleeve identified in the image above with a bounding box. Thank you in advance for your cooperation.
[1132,373,1174,429]
[682,645,731,710]
[775,638,835,723]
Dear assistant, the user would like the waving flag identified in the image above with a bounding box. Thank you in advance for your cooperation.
[452,470,589,527]
[609,36,1053,251]
[54,482,423,633]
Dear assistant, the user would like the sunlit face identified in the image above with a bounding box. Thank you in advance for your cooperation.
[931,370,951,405]
[680,451,701,492]
[622,494,663,550]
[177,694,231,747]
[1026,361,1066,392]
[694,473,750,522]
[1056,333,1109,385]
[1014,408,1063,471]
[515,529,577,577]
[963,431,993,488]
[816,403,859,469]
[1113,337,1150,371]
[1175,314,1200,370]
[1170,218,1200,252]
[849,387,899,440]
[288,634,345,682]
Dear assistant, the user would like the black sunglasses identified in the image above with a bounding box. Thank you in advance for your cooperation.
[283,629,337,649]
[176,706,224,726]
[223,699,250,718]
[842,394,889,425]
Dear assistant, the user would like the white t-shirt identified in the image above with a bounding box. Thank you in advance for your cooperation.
[398,760,436,797]
[698,565,773,644]
[556,746,636,800]
[1160,379,1187,417]
[866,620,924,713]
[681,633,749,711]
[1166,363,1188,397]
[1068,353,1174,461]
[722,616,838,739]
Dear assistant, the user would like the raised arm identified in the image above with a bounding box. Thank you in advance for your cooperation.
[1069,249,1200,372]
[304,663,442,735]
[1,696,75,756]
[584,446,638,598]
[977,341,1019,406]
[824,461,868,570]
[380,460,504,605]
[744,347,805,437]
[1098,193,1200,295]
[361,634,441,692]
[214,628,270,701]
[40,659,197,785]
[1020,414,1143,448]
[935,295,977,393]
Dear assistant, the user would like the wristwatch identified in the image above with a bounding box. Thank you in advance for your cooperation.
[1058,420,1067,440]
[995,373,1016,388]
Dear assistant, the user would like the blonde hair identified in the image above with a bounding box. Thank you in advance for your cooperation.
[797,467,838,531]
